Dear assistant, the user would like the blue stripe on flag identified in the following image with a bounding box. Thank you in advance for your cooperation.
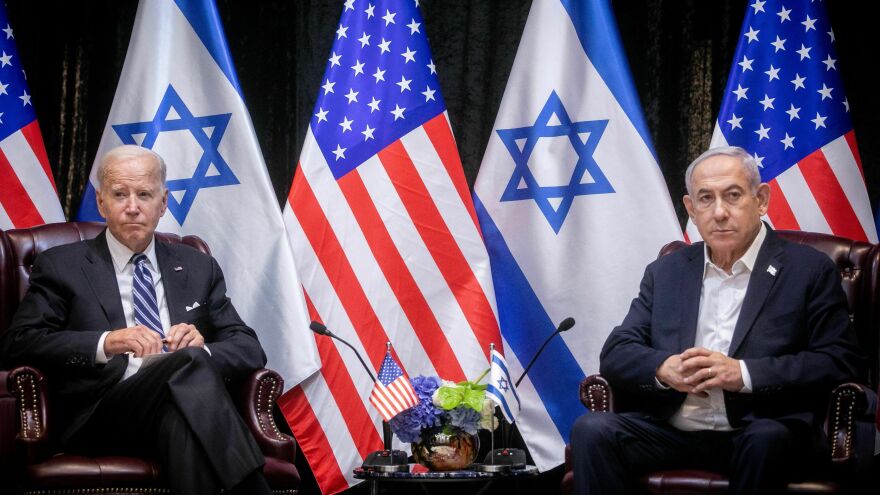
[474,195,586,440]
[173,0,244,98]
[876,205,880,240]
[559,0,657,162]
[76,182,103,222]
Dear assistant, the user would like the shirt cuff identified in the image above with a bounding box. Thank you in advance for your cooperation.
[655,377,671,389]
[203,344,211,356]
[96,331,110,363]
[739,360,753,393]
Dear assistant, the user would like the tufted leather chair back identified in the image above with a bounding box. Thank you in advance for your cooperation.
[661,229,880,389]
[0,222,210,337]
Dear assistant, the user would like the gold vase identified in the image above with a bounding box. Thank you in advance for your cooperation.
[411,425,480,471]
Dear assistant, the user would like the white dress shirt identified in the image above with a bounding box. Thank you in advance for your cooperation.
[668,224,765,431]
[95,231,171,380]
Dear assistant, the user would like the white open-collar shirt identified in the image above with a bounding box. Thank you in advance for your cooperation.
[668,223,765,431]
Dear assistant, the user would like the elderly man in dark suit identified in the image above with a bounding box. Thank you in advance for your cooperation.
[0,145,272,494]
[571,146,864,494]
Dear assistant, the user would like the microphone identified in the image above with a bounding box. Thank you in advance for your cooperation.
[308,321,330,336]
[309,321,375,382]
[308,321,408,472]
[515,317,575,387]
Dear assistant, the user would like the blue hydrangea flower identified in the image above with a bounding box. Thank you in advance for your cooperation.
[389,375,485,443]
[447,406,481,435]
[389,375,444,442]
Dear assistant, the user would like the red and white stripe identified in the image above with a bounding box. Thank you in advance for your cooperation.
[0,121,64,229]
[685,130,876,244]
[281,112,501,494]
[369,376,418,421]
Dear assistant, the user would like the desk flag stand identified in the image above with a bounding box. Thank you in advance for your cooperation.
[309,323,408,472]
[361,342,409,472]
[474,343,526,472]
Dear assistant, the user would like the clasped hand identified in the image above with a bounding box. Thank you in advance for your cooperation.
[656,347,744,396]
[104,323,205,357]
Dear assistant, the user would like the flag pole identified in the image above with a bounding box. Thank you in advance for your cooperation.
[475,342,525,472]
[489,343,496,465]
[382,342,393,450]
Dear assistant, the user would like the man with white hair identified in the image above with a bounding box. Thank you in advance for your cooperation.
[1,145,272,494]
[571,146,864,494]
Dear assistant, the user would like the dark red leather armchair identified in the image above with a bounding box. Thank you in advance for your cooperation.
[0,222,300,494]
[561,230,879,494]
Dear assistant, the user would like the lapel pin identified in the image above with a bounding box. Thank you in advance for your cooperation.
[767,265,777,276]
[174,266,183,272]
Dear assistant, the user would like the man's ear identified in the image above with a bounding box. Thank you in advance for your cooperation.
[683,195,695,219]
[756,183,770,216]
[160,189,168,217]
[95,189,107,220]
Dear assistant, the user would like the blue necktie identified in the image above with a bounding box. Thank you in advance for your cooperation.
[132,253,167,351]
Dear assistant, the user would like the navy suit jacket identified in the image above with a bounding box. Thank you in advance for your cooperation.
[0,230,267,442]
[600,227,864,432]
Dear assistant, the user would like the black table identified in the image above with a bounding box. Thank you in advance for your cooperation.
[353,465,540,495]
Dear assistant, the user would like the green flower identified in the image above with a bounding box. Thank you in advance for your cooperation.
[458,380,487,412]
[434,383,465,410]
[433,378,487,412]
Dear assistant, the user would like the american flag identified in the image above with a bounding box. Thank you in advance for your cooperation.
[279,0,501,492]
[0,3,64,229]
[686,0,877,243]
[369,351,419,421]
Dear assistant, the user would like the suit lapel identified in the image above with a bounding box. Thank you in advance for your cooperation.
[679,245,705,352]
[82,231,127,329]
[156,241,188,324]
[728,229,784,356]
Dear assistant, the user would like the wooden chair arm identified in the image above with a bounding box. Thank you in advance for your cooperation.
[825,382,874,465]
[579,374,613,412]
[234,368,297,462]
[6,366,50,445]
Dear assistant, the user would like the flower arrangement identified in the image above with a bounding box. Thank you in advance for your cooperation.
[390,373,497,443]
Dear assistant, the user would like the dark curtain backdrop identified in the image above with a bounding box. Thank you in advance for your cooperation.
[8,0,880,227]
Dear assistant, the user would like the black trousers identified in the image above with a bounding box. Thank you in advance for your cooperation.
[571,411,814,495]
[67,347,270,495]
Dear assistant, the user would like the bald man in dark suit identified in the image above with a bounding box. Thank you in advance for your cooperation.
[571,147,864,495]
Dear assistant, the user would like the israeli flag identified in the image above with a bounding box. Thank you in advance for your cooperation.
[474,0,682,470]
[486,348,521,424]
[77,0,319,387]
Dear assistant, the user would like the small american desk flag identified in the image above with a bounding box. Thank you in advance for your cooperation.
[369,351,418,422]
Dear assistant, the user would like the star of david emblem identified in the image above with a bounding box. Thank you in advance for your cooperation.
[111,85,239,225]
[497,91,612,233]
[497,376,509,393]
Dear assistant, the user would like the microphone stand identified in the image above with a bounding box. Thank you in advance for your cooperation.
[515,317,575,387]
[309,322,408,472]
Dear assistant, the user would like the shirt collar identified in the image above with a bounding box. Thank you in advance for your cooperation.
[703,222,767,275]
[106,230,158,274]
